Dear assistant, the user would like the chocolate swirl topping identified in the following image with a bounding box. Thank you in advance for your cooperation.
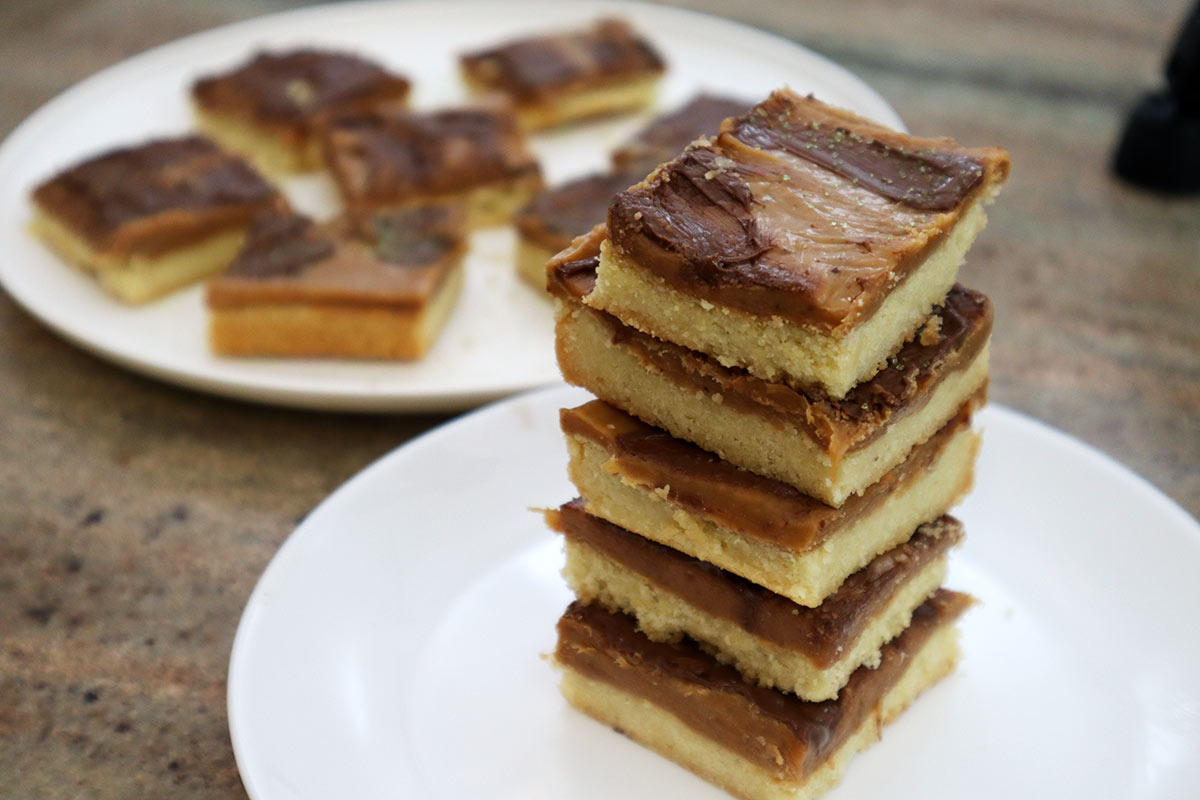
[732,99,984,212]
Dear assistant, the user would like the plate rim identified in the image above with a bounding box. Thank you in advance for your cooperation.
[0,0,905,414]
[226,383,1200,800]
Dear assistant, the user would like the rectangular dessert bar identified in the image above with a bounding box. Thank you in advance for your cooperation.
[587,89,1010,397]
[549,231,991,506]
[320,103,543,227]
[30,136,285,303]
[610,92,750,173]
[192,49,411,175]
[556,591,972,800]
[561,399,977,606]
[206,206,465,359]
[513,94,749,289]
[552,499,963,701]
[460,19,665,130]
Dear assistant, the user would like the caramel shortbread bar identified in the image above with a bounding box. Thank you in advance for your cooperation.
[552,500,963,701]
[460,19,665,130]
[206,205,465,359]
[30,136,285,303]
[549,233,991,506]
[514,94,749,289]
[321,103,542,227]
[514,171,639,289]
[588,89,1010,397]
[192,49,411,174]
[556,591,971,800]
[610,92,749,173]
[561,399,977,606]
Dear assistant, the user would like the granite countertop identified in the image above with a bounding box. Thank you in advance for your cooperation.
[2,1,1197,797]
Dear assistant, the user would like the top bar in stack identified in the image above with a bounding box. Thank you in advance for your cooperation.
[586,89,1010,398]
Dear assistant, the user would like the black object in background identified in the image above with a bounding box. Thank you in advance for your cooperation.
[1113,1,1200,193]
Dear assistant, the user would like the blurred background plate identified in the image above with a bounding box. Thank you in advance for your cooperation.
[0,0,903,412]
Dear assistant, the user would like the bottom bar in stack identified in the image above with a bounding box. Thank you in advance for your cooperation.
[555,590,972,800]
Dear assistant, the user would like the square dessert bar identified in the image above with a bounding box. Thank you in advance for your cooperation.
[560,400,977,607]
[192,49,411,175]
[30,135,286,304]
[556,591,971,800]
[549,230,992,506]
[513,94,748,289]
[514,171,639,288]
[588,89,1010,397]
[552,499,963,701]
[321,103,543,228]
[460,18,665,130]
[610,92,750,174]
[207,205,466,359]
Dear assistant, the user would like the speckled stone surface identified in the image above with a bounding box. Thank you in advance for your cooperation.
[1,1,1197,798]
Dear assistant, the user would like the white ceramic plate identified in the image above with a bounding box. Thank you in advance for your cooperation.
[228,385,1200,800]
[0,0,903,412]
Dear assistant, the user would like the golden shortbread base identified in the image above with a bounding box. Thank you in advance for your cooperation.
[208,264,463,359]
[30,209,247,304]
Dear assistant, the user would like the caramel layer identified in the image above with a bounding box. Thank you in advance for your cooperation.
[556,590,972,780]
[321,104,541,210]
[207,206,465,308]
[31,136,283,257]
[552,500,962,668]
[460,19,664,101]
[611,93,750,173]
[192,49,410,137]
[561,399,971,552]
[550,246,992,462]
[605,89,1009,332]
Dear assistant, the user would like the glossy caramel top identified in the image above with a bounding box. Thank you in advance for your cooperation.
[321,103,541,209]
[606,89,1010,331]
[192,49,411,132]
[206,205,465,307]
[32,136,284,256]
[460,19,664,101]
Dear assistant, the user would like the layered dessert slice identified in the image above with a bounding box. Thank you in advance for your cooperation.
[551,499,963,700]
[206,205,465,359]
[30,136,286,303]
[514,94,748,289]
[549,231,991,506]
[320,103,542,227]
[514,171,639,289]
[192,49,411,174]
[556,590,972,800]
[459,19,665,130]
[587,88,1010,397]
[610,92,749,173]
[560,399,977,606]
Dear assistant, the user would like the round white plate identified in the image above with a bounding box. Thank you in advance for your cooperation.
[0,1,903,412]
[228,385,1200,800]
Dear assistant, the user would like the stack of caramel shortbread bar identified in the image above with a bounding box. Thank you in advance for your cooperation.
[544,88,1009,800]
